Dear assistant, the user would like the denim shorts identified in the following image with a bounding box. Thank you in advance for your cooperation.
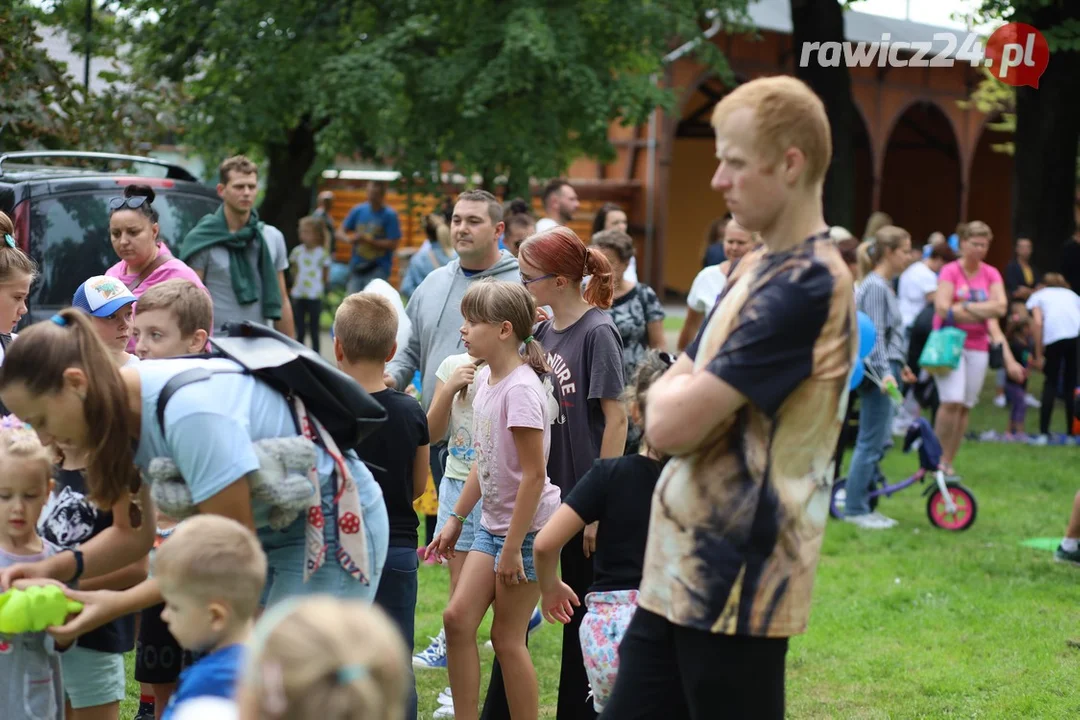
[471,526,538,582]
[61,646,126,708]
[434,476,483,552]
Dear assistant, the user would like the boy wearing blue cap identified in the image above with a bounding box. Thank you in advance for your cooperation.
[72,276,139,367]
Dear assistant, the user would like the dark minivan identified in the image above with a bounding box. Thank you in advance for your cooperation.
[0,151,221,328]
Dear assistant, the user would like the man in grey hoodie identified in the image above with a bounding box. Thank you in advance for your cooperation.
[387,189,519,408]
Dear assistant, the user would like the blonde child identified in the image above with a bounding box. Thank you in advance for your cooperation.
[334,292,430,720]
[238,596,409,720]
[0,418,64,719]
[72,276,140,367]
[0,211,37,416]
[289,216,332,353]
[533,351,671,712]
[428,279,561,720]
[154,514,267,720]
[131,277,214,719]
[411,351,483,673]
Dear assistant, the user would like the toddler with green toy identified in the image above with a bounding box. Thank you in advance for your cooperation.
[0,416,77,719]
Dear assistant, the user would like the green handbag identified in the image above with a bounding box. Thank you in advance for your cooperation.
[918,326,967,373]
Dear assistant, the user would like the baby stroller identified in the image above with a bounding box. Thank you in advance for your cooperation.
[830,415,978,531]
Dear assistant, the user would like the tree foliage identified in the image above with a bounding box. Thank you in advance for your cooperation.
[318,0,750,192]
[1,1,173,154]
[114,0,370,176]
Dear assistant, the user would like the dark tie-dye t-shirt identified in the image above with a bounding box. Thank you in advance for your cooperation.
[638,234,855,638]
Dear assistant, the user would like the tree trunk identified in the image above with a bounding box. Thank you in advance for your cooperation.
[260,117,319,251]
[1010,6,1080,269]
[791,0,857,231]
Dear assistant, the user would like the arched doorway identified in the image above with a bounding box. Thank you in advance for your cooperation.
[879,102,962,246]
[968,117,1015,269]
[662,75,735,294]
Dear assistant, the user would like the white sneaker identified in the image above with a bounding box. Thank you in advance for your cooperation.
[438,688,452,706]
[870,511,898,528]
[1025,393,1042,408]
[1031,434,1049,446]
[993,394,1007,408]
[843,513,892,530]
[433,705,455,718]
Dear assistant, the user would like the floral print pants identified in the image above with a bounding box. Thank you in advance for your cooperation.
[578,589,638,712]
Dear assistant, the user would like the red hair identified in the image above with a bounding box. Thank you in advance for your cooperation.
[519,227,614,309]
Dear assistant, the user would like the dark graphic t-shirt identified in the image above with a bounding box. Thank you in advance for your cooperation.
[533,308,625,492]
[356,389,430,547]
[639,236,855,639]
[564,454,662,593]
[39,468,136,654]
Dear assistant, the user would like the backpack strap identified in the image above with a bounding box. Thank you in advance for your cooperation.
[156,367,243,438]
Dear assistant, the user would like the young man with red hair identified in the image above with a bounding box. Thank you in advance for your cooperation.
[600,76,856,719]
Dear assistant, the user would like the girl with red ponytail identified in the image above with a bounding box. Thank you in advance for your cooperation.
[516,226,628,718]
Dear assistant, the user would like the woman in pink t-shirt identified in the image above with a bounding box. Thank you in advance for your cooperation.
[105,185,208,350]
[932,221,1023,473]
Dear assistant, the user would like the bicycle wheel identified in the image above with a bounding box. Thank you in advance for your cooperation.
[926,483,977,531]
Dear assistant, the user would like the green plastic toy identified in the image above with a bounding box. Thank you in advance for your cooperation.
[0,585,83,634]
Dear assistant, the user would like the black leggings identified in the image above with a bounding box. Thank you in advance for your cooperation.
[600,608,788,720]
[292,297,323,354]
[481,533,596,720]
[1040,337,1078,435]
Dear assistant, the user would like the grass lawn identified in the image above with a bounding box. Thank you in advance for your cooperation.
[119,369,1080,719]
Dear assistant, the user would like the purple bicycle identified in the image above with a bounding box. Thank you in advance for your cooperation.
[829,417,977,531]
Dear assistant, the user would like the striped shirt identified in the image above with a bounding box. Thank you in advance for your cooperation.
[856,271,905,380]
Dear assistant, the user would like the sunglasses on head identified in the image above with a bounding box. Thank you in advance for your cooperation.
[108,196,149,212]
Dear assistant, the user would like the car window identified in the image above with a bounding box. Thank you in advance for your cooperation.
[29,190,220,308]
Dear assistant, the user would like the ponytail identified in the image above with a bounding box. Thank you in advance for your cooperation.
[855,240,875,281]
[519,227,615,309]
[0,307,139,509]
[0,211,38,286]
[522,335,550,376]
[582,247,614,309]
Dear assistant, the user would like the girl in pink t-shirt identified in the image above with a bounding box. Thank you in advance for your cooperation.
[931,222,1023,474]
[428,279,560,720]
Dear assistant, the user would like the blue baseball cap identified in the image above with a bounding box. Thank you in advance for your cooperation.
[72,276,137,318]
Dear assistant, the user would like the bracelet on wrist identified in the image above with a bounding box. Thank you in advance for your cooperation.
[67,548,85,584]
[452,513,467,524]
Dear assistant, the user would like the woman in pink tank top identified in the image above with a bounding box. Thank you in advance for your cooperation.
[932,221,1024,474]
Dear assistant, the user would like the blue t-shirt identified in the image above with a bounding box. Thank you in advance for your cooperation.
[342,203,402,273]
[162,644,244,720]
[132,357,382,528]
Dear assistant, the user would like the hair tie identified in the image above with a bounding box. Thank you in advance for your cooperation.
[3,234,15,249]
[50,314,67,326]
[336,664,369,684]
[523,335,534,345]
[582,248,590,278]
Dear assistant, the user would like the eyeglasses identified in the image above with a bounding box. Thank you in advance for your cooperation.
[108,196,149,212]
[520,272,555,286]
